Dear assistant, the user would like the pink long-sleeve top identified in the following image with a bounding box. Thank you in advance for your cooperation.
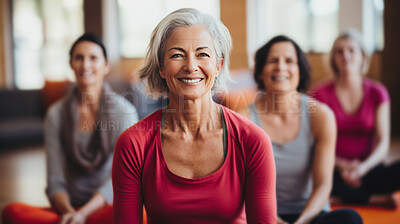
[112,106,277,224]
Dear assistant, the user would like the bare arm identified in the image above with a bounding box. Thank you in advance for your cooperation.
[355,102,390,178]
[50,192,75,215]
[295,103,336,224]
[53,192,106,224]
[75,193,107,221]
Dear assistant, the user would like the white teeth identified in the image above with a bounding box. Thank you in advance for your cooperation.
[81,73,92,77]
[272,76,288,81]
[181,78,201,83]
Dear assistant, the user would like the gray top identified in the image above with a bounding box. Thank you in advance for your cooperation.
[249,94,330,214]
[45,92,139,206]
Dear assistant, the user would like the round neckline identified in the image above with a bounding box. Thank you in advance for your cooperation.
[156,106,230,184]
[331,80,366,117]
[254,94,305,147]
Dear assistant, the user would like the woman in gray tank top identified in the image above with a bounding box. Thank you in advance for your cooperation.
[239,35,362,224]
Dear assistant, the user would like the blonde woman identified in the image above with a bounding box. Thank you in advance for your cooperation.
[314,30,400,208]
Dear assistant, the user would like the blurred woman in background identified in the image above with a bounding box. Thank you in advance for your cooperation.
[2,33,138,224]
[314,30,400,208]
[240,35,362,224]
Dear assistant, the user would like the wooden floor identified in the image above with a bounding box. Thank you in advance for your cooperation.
[0,145,49,223]
[0,139,400,223]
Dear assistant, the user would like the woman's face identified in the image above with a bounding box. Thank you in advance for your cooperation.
[261,41,299,93]
[332,38,364,75]
[160,25,223,100]
[70,41,109,89]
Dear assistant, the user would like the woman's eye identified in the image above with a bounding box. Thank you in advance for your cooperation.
[171,54,183,58]
[73,55,83,61]
[267,59,277,64]
[198,53,210,57]
[286,59,296,64]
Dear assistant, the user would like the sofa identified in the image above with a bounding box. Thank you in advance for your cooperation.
[0,80,167,150]
[0,89,45,149]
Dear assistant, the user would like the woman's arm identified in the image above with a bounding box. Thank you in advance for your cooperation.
[50,192,75,215]
[353,102,391,179]
[295,103,336,224]
[44,103,74,214]
[112,134,143,224]
[244,126,277,224]
[52,192,107,224]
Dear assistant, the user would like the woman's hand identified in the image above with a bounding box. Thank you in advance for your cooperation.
[277,216,289,224]
[59,211,86,224]
[339,159,368,188]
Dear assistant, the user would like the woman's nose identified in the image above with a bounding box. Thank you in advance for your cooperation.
[343,50,352,59]
[83,58,91,70]
[277,58,287,70]
[183,56,199,73]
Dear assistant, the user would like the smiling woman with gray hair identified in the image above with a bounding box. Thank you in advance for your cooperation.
[112,8,277,224]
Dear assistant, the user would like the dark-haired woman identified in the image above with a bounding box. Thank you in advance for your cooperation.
[2,33,138,224]
[239,35,362,224]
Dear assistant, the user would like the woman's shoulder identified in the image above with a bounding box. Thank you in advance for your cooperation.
[363,78,388,92]
[306,96,336,135]
[363,78,390,102]
[45,98,65,122]
[110,93,138,113]
[117,109,163,145]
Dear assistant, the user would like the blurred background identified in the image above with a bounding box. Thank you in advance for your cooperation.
[0,0,399,221]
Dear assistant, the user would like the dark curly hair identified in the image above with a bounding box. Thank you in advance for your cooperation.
[254,35,311,92]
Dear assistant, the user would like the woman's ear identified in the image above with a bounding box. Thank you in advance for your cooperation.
[216,58,224,77]
[104,61,111,75]
[159,67,165,79]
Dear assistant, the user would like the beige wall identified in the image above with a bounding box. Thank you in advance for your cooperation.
[308,52,382,86]
[0,1,6,88]
[220,0,248,70]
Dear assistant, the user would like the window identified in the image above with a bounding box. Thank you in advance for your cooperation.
[247,0,384,62]
[118,0,220,58]
[12,0,83,89]
[247,0,338,58]
[374,0,384,51]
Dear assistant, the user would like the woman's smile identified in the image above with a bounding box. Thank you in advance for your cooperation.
[178,78,204,84]
[160,25,222,100]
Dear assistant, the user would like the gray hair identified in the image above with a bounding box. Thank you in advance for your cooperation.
[139,8,233,98]
[330,29,370,76]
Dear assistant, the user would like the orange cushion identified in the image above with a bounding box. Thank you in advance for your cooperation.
[41,80,71,111]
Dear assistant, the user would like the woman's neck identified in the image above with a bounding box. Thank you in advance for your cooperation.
[335,71,363,90]
[260,91,301,115]
[78,83,102,112]
[164,93,221,135]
